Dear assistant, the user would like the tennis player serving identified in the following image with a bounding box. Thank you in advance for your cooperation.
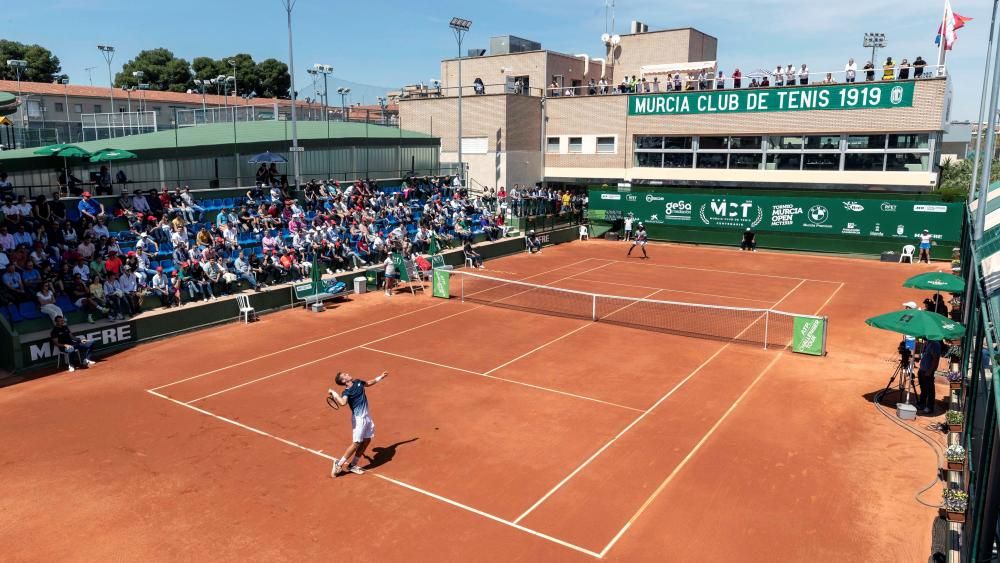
[627,224,649,259]
[328,370,388,477]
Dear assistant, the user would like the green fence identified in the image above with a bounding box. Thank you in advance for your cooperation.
[588,187,964,259]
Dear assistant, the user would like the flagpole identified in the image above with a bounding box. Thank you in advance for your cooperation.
[937,0,950,69]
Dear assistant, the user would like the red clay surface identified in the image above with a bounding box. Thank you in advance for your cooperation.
[0,240,949,561]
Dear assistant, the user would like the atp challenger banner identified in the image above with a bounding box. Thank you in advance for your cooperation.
[589,190,962,242]
[628,81,915,116]
[792,316,826,356]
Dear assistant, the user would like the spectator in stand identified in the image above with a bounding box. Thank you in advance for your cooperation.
[798,64,809,85]
[864,61,876,81]
[715,71,725,90]
[50,316,95,372]
[652,76,661,92]
[882,57,896,81]
[233,251,260,291]
[37,281,63,322]
[672,73,682,91]
[95,166,112,196]
[913,56,927,78]
[73,274,105,323]
[186,259,215,300]
[0,225,12,253]
[3,263,28,302]
[20,260,41,293]
[78,192,105,222]
[821,73,836,84]
[785,64,796,87]
[774,65,784,86]
[0,172,12,199]
[898,58,911,80]
[845,58,857,83]
[203,257,231,297]
[733,68,742,88]
[103,272,133,319]
[120,265,141,315]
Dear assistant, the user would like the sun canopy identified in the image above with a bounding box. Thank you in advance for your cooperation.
[865,309,966,340]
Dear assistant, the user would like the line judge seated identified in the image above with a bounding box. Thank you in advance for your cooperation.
[740,228,757,251]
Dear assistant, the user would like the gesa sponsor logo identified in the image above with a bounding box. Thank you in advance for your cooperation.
[770,203,804,227]
[601,193,621,200]
[663,201,693,221]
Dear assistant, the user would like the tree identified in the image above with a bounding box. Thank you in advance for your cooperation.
[256,58,290,98]
[115,48,192,92]
[0,40,62,82]
[938,157,1000,202]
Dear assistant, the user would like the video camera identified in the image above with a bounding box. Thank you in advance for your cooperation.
[897,340,913,365]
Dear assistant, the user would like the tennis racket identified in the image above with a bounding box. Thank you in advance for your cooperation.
[326,390,341,410]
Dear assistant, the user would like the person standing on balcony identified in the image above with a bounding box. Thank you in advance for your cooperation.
[864,61,876,81]
[798,64,809,85]
[845,58,857,83]
[732,68,742,89]
[898,59,911,80]
[882,57,896,81]
[913,56,927,78]
[773,65,784,86]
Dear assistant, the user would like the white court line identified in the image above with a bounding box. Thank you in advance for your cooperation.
[813,282,845,316]
[570,277,775,304]
[150,257,597,393]
[184,260,618,404]
[361,346,643,413]
[512,280,804,524]
[597,352,785,558]
[146,389,602,559]
[596,257,841,284]
[482,289,662,377]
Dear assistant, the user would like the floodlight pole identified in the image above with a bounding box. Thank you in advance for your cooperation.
[283,0,302,190]
[60,77,72,142]
[450,17,471,186]
[6,60,27,130]
[976,1,1000,240]
[969,1,999,208]
[98,45,116,135]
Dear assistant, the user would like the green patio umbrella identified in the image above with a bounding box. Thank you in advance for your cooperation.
[865,309,966,340]
[32,144,91,158]
[89,148,138,163]
[902,272,966,294]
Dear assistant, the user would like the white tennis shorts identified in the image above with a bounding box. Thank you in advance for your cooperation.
[632,240,647,246]
[351,415,375,443]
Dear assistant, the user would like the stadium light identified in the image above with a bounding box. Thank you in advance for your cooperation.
[862,32,887,65]
[449,17,472,185]
[97,45,116,119]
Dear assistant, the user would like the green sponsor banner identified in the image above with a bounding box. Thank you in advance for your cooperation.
[391,252,410,282]
[432,269,451,299]
[628,82,915,116]
[589,189,962,243]
[792,316,826,356]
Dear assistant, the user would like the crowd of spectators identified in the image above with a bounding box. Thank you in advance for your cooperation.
[547,55,934,96]
[0,173,513,327]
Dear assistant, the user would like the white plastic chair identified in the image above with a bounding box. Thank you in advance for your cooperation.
[900,244,916,264]
[54,347,74,371]
[236,294,256,323]
[579,224,589,240]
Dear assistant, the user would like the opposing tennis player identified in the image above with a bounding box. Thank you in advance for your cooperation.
[627,224,649,259]
[328,370,388,477]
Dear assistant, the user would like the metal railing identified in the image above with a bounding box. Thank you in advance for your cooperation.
[547,65,947,97]
[175,105,400,129]
[399,82,546,99]
[80,111,158,141]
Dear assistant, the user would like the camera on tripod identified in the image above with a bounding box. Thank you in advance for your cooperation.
[897,339,912,365]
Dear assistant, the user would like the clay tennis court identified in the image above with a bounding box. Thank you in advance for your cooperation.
[0,240,944,561]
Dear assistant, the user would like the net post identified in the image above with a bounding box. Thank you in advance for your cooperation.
[763,311,769,350]
[592,294,597,321]
[821,316,829,356]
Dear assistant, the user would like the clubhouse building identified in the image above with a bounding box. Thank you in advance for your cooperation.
[398,26,951,193]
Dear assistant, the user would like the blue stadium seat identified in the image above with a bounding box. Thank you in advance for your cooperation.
[18,302,42,320]
[222,198,235,209]
[6,303,23,323]
[55,295,77,313]
[160,259,175,273]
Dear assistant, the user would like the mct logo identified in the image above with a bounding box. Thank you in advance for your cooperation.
[26,324,133,364]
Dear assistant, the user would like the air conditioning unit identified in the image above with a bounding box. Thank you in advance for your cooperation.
[467,48,487,57]
[630,21,649,34]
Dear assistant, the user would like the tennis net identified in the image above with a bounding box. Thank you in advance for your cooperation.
[436,268,827,354]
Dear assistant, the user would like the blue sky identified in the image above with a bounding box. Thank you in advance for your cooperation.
[3,0,995,118]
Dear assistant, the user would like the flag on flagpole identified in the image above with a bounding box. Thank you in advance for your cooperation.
[936,0,973,51]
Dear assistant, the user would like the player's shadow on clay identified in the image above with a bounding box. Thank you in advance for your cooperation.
[363,437,419,470]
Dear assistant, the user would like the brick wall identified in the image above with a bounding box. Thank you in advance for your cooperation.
[611,29,718,81]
